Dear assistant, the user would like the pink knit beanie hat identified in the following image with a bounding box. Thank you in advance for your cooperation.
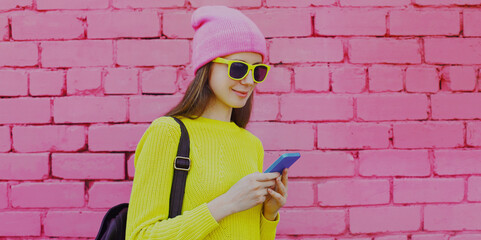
[190,5,267,75]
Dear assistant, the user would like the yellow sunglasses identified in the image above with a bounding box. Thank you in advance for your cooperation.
[211,57,271,83]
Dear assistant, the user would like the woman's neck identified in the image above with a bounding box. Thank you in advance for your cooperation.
[201,99,233,123]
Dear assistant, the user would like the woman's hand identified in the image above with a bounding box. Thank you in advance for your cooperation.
[213,172,280,218]
[262,168,288,221]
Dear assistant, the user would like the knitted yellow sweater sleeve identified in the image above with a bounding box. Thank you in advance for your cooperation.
[125,118,219,240]
[256,137,281,240]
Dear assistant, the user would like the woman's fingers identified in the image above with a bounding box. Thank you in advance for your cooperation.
[260,179,276,189]
[257,172,280,181]
[282,168,288,187]
[267,188,285,204]
[276,177,287,196]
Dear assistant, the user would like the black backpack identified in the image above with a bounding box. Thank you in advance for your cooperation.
[95,116,191,240]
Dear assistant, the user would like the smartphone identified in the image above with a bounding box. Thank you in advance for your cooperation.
[264,152,301,173]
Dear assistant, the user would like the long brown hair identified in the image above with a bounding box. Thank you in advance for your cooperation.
[164,62,254,129]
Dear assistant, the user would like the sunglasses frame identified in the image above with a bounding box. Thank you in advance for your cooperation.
[211,57,271,83]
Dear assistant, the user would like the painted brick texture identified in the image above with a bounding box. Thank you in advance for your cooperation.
[0,0,480,239]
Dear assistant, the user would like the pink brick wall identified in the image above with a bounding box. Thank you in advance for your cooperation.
[1,0,481,239]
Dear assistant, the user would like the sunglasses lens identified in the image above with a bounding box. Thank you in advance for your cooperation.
[254,66,268,82]
[230,62,248,79]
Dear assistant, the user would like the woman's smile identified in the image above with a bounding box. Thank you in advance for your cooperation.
[232,88,249,97]
[232,89,249,97]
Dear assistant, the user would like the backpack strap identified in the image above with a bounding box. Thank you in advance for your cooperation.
[169,116,191,218]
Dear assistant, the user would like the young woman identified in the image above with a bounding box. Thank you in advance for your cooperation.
[125,5,288,240]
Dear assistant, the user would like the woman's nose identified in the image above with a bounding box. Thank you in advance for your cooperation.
[240,69,255,85]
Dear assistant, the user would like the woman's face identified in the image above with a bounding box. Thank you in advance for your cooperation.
[208,52,263,108]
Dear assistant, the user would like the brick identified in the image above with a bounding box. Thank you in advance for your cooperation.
[415,0,481,6]
[393,178,464,203]
[0,182,7,208]
[0,98,50,124]
[245,9,311,38]
[0,0,32,10]
[317,122,390,149]
[41,40,113,67]
[189,0,261,7]
[434,150,481,175]
[285,181,315,207]
[390,10,459,36]
[88,181,132,208]
[44,210,105,237]
[479,69,481,92]
[263,150,355,177]
[0,153,49,180]
[113,0,183,8]
[0,42,38,67]
[88,124,149,151]
[425,204,481,231]
[442,66,477,91]
[163,11,194,38]
[52,153,124,180]
[357,94,428,121]
[266,0,335,7]
[350,206,421,233]
[368,65,403,92]
[432,93,481,119]
[269,38,343,64]
[294,66,330,92]
[450,234,481,240]
[127,153,135,178]
[464,10,481,36]
[246,122,315,150]
[359,150,430,177]
[29,70,65,96]
[0,126,10,152]
[340,0,410,6]
[467,122,481,147]
[0,14,9,41]
[405,66,439,93]
[129,95,183,123]
[11,182,84,208]
[425,38,481,64]
[317,179,389,206]
[117,39,189,66]
[338,238,370,240]
[0,212,41,236]
[331,66,366,93]
[468,176,481,201]
[250,94,279,121]
[53,96,128,123]
[349,38,421,64]
[178,67,195,94]
[87,10,160,38]
[66,68,102,95]
[375,236,408,240]
[141,67,177,94]
[0,69,28,96]
[11,12,84,40]
[280,94,353,121]
[277,209,345,235]
[12,125,85,152]
[296,238,334,240]
[255,66,291,93]
[411,234,450,240]
[37,0,109,10]
[315,8,386,36]
[104,68,138,94]
[393,122,464,148]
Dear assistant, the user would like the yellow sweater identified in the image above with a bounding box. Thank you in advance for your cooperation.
[125,115,280,240]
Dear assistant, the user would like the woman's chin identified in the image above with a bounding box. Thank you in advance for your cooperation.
[227,99,248,108]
